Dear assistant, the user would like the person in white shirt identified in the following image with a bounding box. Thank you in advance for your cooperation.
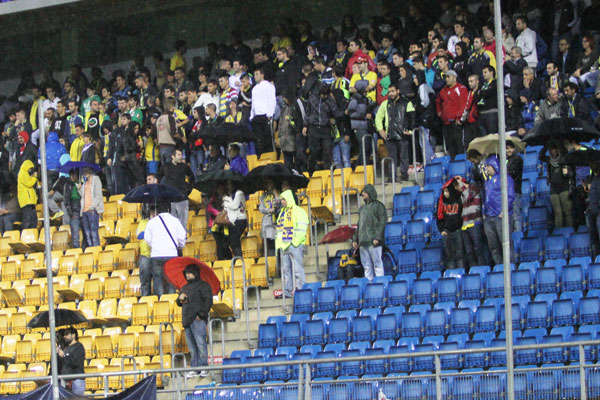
[228,59,251,93]
[144,204,187,295]
[222,180,247,257]
[447,20,465,57]
[42,86,60,113]
[193,78,220,111]
[250,67,276,155]
[515,16,538,69]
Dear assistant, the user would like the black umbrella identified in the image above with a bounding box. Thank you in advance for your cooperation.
[244,163,310,194]
[122,183,187,203]
[522,117,600,145]
[198,123,255,146]
[194,169,246,193]
[561,149,600,166]
[27,309,89,329]
[57,161,101,174]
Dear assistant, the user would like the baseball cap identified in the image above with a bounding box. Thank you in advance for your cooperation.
[444,70,457,78]
[356,56,367,63]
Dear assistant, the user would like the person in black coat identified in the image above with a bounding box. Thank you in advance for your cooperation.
[13,131,37,179]
[506,141,524,232]
[177,263,213,377]
[555,37,578,76]
[436,181,464,269]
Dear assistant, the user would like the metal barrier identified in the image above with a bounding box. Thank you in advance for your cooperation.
[263,236,273,285]
[312,217,328,280]
[329,163,345,222]
[244,284,260,349]
[381,156,396,210]
[228,256,258,348]
[410,128,420,184]
[361,134,378,186]
[119,356,137,392]
[207,317,226,380]
[228,256,245,319]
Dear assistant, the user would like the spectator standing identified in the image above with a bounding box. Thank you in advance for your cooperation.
[79,167,104,248]
[250,67,276,156]
[506,142,524,232]
[0,190,19,235]
[276,93,298,171]
[64,169,82,248]
[454,178,486,268]
[515,16,538,69]
[145,204,187,295]
[218,72,238,118]
[345,39,376,79]
[14,131,37,178]
[437,179,464,269]
[436,70,469,158]
[17,159,38,229]
[540,142,572,228]
[556,37,577,76]
[374,34,398,64]
[468,36,496,80]
[476,66,499,135]
[222,180,247,258]
[259,180,279,257]
[352,184,387,281]
[80,132,96,164]
[161,149,193,231]
[57,327,85,395]
[504,46,528,90]
[177,264,212,378]
[276,189,309,297]
[350,57,378,103]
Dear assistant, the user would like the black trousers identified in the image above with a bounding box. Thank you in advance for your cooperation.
[463,122,479,150]
[443,124,465,159]
[212,231,231,260]
[228,219,248,258]
[252,115,272,156]
[295,134,309,173]
[385,139,410,180]
[478,111,499,136]
[21,205,37,229]
[308,126,333,172]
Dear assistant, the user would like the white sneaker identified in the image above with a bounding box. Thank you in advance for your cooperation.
[199,370,209,378]
[186,371,199,378]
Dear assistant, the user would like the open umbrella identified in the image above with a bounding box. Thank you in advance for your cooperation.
[57,161,101,174]
[198,123,255,146]
[244,163,310,194]
[123,183,187,203]
[319,225,357,244]
[164,257,220,295]
[522,117,600,145]
[194,169,245,194]
[27,309,89,329]
[467,134,526,155]
[562,149,600,166]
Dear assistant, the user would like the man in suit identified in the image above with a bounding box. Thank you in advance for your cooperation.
[556,37,577,76]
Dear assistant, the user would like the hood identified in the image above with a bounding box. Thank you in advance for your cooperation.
[183,264,200,282]
[361,184,378,201]
[48,131,59,143]
[519,89,532,103]
[20,159,35,174]
[455,42,468,62]
[437,177,463,220]
[59,154,71,178]
[414,70,427,86]
[280,189,297,207]
[102,120,113,132]
[505,88,519,104]
[486,155,500,173]
[19,131,29,144]
[353,79,369,94]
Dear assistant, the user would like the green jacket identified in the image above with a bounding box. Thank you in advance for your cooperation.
[275,190,309,250]
[353,184,387,246]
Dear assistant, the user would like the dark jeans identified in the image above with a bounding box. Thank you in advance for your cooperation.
[112,165,131,195]
[588,212,600,259]
[139,255,153,297]
[443,124,465,159]
[21,205,37,229]
[0,213,17,235]
[308,127,333,172]
[462,223,486,267]
[252,115,272,156]
[484,215,514,266]
[212,230,231,260]
[150,257,175,296]
[443,230,464,269]
[385,139,410,180]
[478,111,498,136]
[295,134,309,173]
[229,219,248,258]
[70,215,81,249]
[283,151,296,171]
[463,122,479,149]
[185,318,208,368]
[82,210,100,248]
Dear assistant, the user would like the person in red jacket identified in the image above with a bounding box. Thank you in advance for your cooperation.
[345,39,376,79]
[435,70,469,158]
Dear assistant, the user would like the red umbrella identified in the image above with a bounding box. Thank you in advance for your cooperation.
[319,225,357,244]
[164,257,220,295]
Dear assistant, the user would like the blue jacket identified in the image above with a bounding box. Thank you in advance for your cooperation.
[38,131,67,171]
[521,102,537,131]
[229,155,248,176]
[484,155,515,217]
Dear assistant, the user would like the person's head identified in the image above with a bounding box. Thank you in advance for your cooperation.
[356,56,369,73]
[515,16,528,32]
[69,169,79,183]
[82,132,92,144]
[127,94,139,109]
[319,84,330,100]
[117,96,127,111]
[483,28,494,44]
[444,70,458,87]
[381,34,393,49]
[360,184,376,203]
[276,48,288,62]
[206,103,217,117]
[378,61,391,77]
[563,82,578,99]
[510,46,522,61]
[454,20,465,36]
[175,39,187,54]
[63,80,74,94]
[437,56,449,72]
[115,71,126,89]
[146,174,158,184]
[348,40,360,54]
[232,59,245,74]
[163,98,176,113]
[467,149,482,164]
[46,86,56,100]
[473,36,483,51]
[548,142,561,158]
[82,167,94,178]
[172,148,183,164]
[90,99,99,112]
[336,39,348,53]
[209,144,220,157]
[522,67,534,81]
[387,82,399,101]
[582,35,595,50]
[17,131,28,145]
[443,187,451,199]
[184,264,199,283]
[558,37,570,53]
[432,35,442,50]
[102,120,113,135]
[207,77,218,94]
[563,138,579,151]
[482,65,496,81]
[218,72,230,90]
[120,112,131,127]
[228,143,240,159]
[506,141,516,157]
[44,108,55,122]
[74,123,85,137]
[546,61,558,76]
[228,100,238,114]
[63,327,78,345]
[68,100,78,114]
[547,87,560,104]
[485,155,499,176]
[468,74,480,91]
[178,90,188,104]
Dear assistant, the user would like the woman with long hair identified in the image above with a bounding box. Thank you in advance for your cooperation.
[223,179,248,257]
[569,35,599,88]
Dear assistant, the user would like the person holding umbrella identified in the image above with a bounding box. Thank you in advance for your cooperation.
[57,327,85,395]
[176,264,213,378]
[223,180,248,258]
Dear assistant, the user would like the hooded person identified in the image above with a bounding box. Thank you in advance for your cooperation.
[176,263,213,378]
[483,155,515,265]
[352,184,387,281]
[13,131,37,178]
[46,153,72,221]
[518,88,537,134]
[504,89,523,134]
[453,41,470,85]
[275,189,309,298]
[17,159,39,229]
[436,177,464,269]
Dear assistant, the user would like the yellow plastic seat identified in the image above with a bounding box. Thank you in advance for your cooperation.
[251,262,268,287]
[108,194,125,202]
[1,261,19,282]
[259,151,277,162]
[15,339,33,363]
[121,202,140,220]
[241,236,261,258]
[78,335,94,360]
[0,335,19,361]
[354,165,375,185]
[83,277,104,301]
[58,255,78,275]
[104,276,123,298]
[307,177,324,198]
[84,246,102,264]
[145,325,178,355]
[154,294,178,324]
[51,230,70,252]
[19,258,38,280]
[77,300,98,321]
[112,297,137,324]
[94,334,115,359]
[0,311,11,336]
[103,201,119,221]
[124,274,141,297]
[117,247,136,270]
[20,228,38,244]
[3,230,20,241]
[117,331,137,357]
[0,237,12,257]
[190,215,208,236]
[64,248,82,257]
[90,298,117,325]
[124,242,139,256]
[198,240,217,262]
[78,252,95,274]
[97,250,115,272]
[24,279,45,306]
[137,328,157,356]
[132,296,157,326]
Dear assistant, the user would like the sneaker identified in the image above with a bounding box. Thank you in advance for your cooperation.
[52,211,64,219]
[199,370,209,378]
[186,371,199,378]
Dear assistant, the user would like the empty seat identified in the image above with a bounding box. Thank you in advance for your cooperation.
[570,233,591,258]
[486,272,504,297]
[412,279,435,304]
[406,220,426,243]
[376,314,398,340]
[293,288,315,314]
[449,308,472,334]
[580,296,600,325]
[425,309,447,336]
[475,306,498,333]
[387,281,409,306]
[545,235,567,260]
[340,285,362,310]
[281,316,306,347]
[536,268,558,293]
[520,237,542,262]
[437,277,459,303]
[328,317,351,344]
[364,283,385,308]
[393,192,413,217]
[397,249,419,273]
[352,315,375,342]
[515,336,539,365]
[422,246,443,271]
[464,340,487,368]
[416,190,436,213]
[589,263,600,289]
[425,164,444,185]
[461,274,483,300]
[511,269,533,295]
[316,286,338,312]
[385,222,405,246]
[401,312,423,337]
[528,207,548,231]
[527,301,550,328]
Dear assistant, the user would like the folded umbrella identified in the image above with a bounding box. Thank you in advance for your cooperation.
[319,225,357,244]
[561,149,600,166]
[27,309,89,329]
[198,123,254,146]
[522,117,600,145]
[164,257,220,295]
[244,163,310,194]
[194,169,246,194]
[57,161,101,174]
[123,183,187,203]
[467,134,526,155]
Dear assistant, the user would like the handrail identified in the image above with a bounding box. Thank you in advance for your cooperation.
[263,236,272,285]
[244,285,261,348]
[329,163,345,222]
[229,256,246,319]
[361,134,377,186]
[296,193,316,279]
[381,156,396,212]
[207,317,225,380]
[158,321,175,374]
[313,217,328,279]
[120,356,137,392]
[279,248,294,314]
[171,352,186,400]
[410,128,419,184]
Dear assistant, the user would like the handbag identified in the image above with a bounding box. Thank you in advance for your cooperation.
[214,211,232,226]
[158,215,183,257]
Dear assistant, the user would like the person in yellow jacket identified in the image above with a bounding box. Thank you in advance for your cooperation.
[17,159,38,229]
[275,189,309,298]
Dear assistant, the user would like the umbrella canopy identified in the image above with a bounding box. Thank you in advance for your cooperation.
[198,123,254,146]
[561,149,600,166]
[319,225,357,244]
[194,169,245,194]
[244,163,310,194]
[123,183,187,203]
[522,117,600,145]
[164,257,220,295]
[27,309,88,329]
[467,134,526,155]
[57,161,101,174]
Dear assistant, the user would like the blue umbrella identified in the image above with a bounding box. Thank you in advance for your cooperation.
[57,161,101,174]
[123,183,187,203]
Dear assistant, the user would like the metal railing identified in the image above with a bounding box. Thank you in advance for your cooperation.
[361,134,378,186]
[207,316,225,380]
[381,156,396,211]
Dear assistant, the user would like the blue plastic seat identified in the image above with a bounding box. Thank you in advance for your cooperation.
[515,336,539,365]
[535,177,551,206]
[401,185,420,203]
[365,343,388,374]
[340,349,362,376]
[293,289,315,314]
[511,269,533,295]
[328,317,350,344]
[528,206,548,231]
[397,249,419,273]
[412,278,435,304]
[464,340,487,368]
[385,221,405,246]
[542,333,566,363]
[387,280,409,306]
[438,341,461,369]
[448,159,468,179]
[570,329,596,362]
[536,267,558,293]
[570,233,591,258]
[526,301,550,328]
[281,318,304,347]
[500,303,524,331]
[436,277,459,302]
[406,220,427,243]
[376,313,398,340]
[449,307,472,334]
[258,319,282,349]
[552,299,575,327]
[244,355,267,382]
[562,265,584,292]
[315,350,338,378]
[305,319,326,345]
[569,256,592,274]
[339,285,361,310]
[461,274,483,299]
[266,354,290,381]
[393,192,413,217]
[364,283,385,308]
[589,263,600,289]
[352,315,375,342]
[401,312,423,337]
[389,345,411,373]
[425,163,444,185]
[413,343,435,372]
[545,235,567,260]
[523,151,540,173]
[580,296,600,325]
[475,305,498,333]
[416,190,436,213]
[422,246,443,271]
[222,355,245,384]
[486,272,505,297]
[520,236,542,262]
[316,287,338,312]
[425,309,447,336]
